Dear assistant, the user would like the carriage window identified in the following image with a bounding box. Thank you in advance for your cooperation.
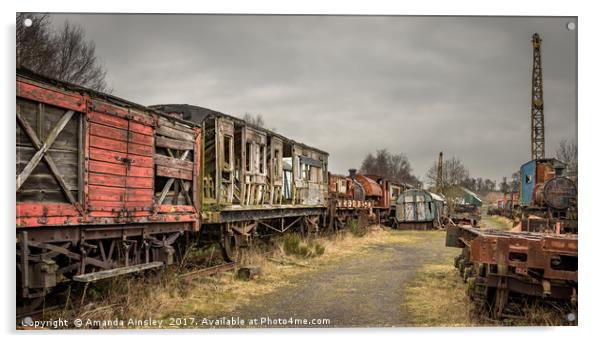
[259,145,265,174]
[223,136,231,166]
[301,163,310,181]
[274,149,281,175]
[525,175,532,183]
[245,142,252,172]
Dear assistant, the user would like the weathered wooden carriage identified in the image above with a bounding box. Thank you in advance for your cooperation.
[16,70,202,310]
[149,105,330,261]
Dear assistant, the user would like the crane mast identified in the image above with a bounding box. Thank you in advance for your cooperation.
[531,33,545,160]
[436,151,443,194]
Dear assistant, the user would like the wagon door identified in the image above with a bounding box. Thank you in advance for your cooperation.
[415,193,426,221]
[16,96,83,223]
[240,126,267,205]
[403,193,416,221]
[269,136,284,205]
[86,105,154,216]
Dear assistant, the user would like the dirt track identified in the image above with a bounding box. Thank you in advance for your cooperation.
[214,230,456,327]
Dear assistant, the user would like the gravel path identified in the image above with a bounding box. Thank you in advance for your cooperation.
[218,230,450,328]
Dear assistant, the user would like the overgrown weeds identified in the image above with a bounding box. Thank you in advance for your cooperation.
[280,234,325,258]
[347,219,368,237]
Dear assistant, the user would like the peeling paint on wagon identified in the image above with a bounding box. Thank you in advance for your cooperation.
[16,70,200,230]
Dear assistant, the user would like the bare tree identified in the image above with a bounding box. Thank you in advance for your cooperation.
[17,13,109,92]
[359,149,421,186]
[425,156,473,206]
[426,156,469,190]
[556,138,578,180]
[243,113,266,127]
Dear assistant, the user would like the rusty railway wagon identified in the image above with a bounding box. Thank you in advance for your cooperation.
[16,69,370,313]
[446,225,577,319]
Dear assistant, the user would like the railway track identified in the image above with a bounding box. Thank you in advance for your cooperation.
[17,247,278,323]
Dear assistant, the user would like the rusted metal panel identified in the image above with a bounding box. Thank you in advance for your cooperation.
[355,175,384,198]
[459,226,577,281]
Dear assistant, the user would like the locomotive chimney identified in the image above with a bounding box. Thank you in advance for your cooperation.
[348,169,357,180]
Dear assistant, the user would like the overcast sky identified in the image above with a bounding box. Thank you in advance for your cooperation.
[49,14,577,184]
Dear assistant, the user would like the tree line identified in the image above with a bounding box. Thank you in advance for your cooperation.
[359,149,422,187]
[358,140,578,200]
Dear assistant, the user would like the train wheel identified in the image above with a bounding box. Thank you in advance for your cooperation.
[220,223,242,262]
[221,232,241,263]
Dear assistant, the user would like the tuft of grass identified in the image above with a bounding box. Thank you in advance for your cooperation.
[347,219,368,237]
[280,234,326,258]
[313,242,325,256]
[480,215,514,231]
[403,262,475,327]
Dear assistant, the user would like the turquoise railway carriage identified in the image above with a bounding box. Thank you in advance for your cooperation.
[394,189,446,229]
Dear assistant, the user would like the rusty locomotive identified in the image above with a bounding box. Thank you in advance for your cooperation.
[15,69,395,313]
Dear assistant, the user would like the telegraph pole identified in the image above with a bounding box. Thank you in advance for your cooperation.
[436,151,443,194]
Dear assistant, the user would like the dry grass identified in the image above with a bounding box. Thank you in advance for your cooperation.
[402,255,476,326]
[480,215,514,231]
[46,225,402,327]
[42,227,571,328]
[498,300,577,326]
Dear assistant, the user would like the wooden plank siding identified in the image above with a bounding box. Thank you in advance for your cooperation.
[16,73,199,229]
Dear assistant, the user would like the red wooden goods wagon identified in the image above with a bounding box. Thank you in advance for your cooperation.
[16,69,201,303]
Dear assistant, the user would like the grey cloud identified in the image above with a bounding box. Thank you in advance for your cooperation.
[48,14,577,183]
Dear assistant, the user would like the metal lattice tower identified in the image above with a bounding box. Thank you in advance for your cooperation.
[531,33,545,160]
[436,151,443,194]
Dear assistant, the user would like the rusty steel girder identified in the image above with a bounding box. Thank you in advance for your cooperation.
[448,225,577,282]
